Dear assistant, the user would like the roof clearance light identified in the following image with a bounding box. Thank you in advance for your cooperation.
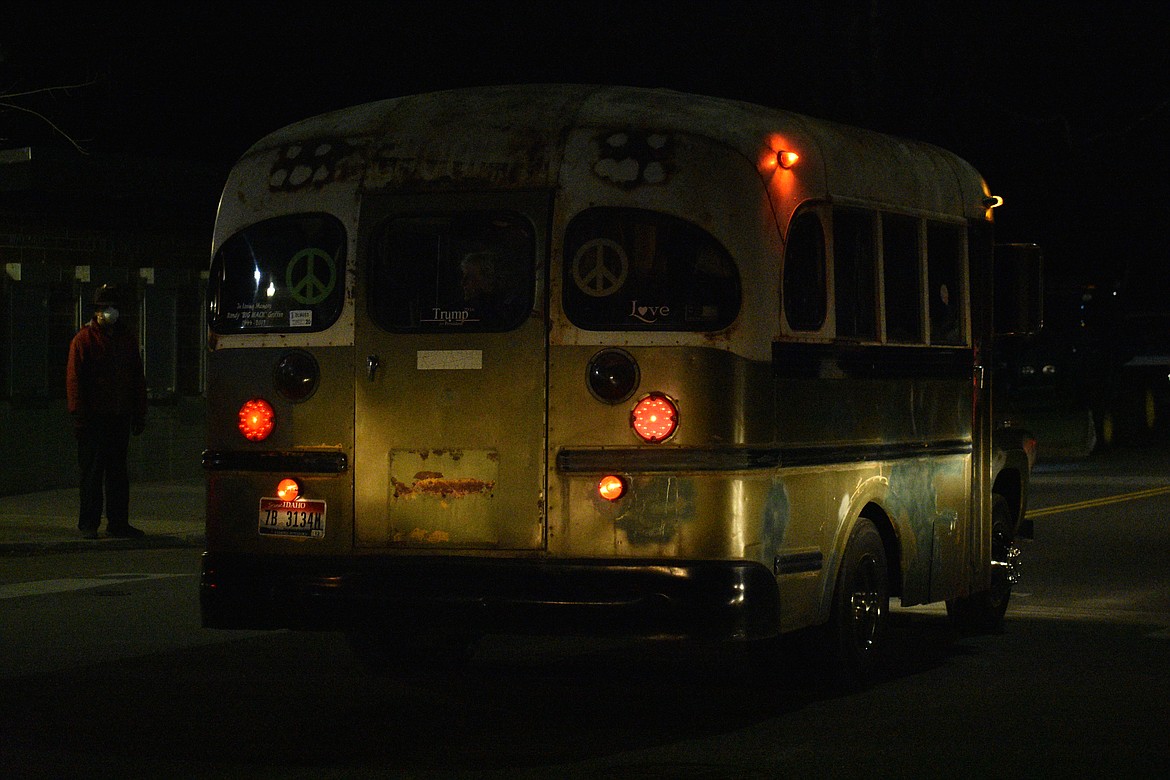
[238,398,275,441]
[276,478,300,501]
[631,393,679,443]
[598,475,626,501]
[777,150,800,169]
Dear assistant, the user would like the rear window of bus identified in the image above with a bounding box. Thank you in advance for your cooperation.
[367,211,535,333]
[208,213,346,334]
[563,208,740,331]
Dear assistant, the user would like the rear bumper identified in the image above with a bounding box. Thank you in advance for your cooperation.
[200,552,781,641]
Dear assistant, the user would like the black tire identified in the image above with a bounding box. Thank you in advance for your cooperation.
[825,518,889,689]
[1096,407,1117,450]
[1099,385,1158,449]
[946,494,1016,634]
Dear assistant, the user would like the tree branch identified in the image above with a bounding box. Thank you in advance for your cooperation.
[0,77,96,154]
[0,100,89,154]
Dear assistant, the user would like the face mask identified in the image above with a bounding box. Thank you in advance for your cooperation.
[97,307,119,326]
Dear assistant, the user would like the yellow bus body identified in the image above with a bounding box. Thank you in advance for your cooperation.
[201,86,1032,657]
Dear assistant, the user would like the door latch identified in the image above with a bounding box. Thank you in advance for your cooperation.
[367,355,381,382]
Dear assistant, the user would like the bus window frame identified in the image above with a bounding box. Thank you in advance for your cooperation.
[830,206,881,343]
[561,206,743,334]
[781,205,829,335]
[365,209,539,335]
[925,219,969,346]
[207,212,347,337]
[824,204,972,349]
[880,212,925,345]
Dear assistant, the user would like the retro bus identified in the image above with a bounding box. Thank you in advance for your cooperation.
[200,85,1035,682]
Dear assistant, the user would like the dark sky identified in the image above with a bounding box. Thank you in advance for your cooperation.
[4,1,1169,285]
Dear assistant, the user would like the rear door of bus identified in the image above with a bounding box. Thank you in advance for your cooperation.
[353,192,549,551]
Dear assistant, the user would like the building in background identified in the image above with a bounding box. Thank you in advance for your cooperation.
[0,146,221,495]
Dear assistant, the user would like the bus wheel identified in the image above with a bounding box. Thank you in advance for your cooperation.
[946,495,1017,634]
[825,518,889,688]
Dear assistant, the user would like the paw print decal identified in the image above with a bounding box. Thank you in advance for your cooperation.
[269,140,357,192]
[593,131,674,188]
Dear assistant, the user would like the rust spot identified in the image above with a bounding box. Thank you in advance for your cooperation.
[392,476,495,500]
[408,528,451,543]
[391,477,412,499]
[414,471,444,481]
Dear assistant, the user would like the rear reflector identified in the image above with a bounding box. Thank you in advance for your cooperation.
[598,475,626,501]
[631,393,678,443]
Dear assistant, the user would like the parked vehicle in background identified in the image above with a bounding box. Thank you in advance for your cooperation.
[997,249,1170,458]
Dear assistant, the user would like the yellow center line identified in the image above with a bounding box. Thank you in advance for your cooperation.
[1027,485,1170,518]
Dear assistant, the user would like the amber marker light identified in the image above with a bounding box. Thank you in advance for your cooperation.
[238,398,275,441]
[598,475,626,501]
[276,478,300,501]
[631,393,679,443]
[777,150,800,168]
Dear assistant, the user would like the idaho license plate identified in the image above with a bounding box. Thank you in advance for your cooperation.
[258,497,326,539]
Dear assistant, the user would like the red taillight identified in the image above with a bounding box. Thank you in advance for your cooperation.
[631,393,678,443]
[276,478,300,501]
[598,475,626,501]
[238,398,275,441]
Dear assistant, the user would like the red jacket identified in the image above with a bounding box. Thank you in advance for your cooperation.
[66,318,148,421]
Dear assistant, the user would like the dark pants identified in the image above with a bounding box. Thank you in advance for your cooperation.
[77,414,132,532]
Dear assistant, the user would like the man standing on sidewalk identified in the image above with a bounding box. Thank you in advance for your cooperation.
[66,284,148,539]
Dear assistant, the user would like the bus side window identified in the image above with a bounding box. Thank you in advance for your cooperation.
[881,213,922,344]
[833,208,878,341]
[783,210,827,332]
[927,221,965,345]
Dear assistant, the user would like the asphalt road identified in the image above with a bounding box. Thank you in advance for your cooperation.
[2,447,1168,778]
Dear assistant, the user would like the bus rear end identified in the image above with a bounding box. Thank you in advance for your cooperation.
[199,97,561,639]
[199,86,786,649]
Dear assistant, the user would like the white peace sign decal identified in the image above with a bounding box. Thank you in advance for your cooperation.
[572,238,629,297]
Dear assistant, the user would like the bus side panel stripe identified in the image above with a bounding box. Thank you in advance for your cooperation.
[773,342,973,380]
[556,440,972,473]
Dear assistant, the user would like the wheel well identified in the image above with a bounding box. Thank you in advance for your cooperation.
[859,502,902,598]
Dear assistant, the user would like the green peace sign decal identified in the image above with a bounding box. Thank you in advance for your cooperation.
[285,247,337,305]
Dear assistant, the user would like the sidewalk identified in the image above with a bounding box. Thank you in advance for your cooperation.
[0,479,206,555]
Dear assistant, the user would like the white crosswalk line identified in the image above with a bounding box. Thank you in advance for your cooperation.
[0,573,193,600]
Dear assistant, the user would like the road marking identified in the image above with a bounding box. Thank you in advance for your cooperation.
[0,573,193,600]
[1006,603,1170,625]
[1027,485,1170,518]
[896,600,1170,634]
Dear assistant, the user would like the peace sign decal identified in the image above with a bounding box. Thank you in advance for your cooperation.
[285,247,337,305]
[572,238,629,297]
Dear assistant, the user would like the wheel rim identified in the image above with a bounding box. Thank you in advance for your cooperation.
[849,554,882,652]
[988,522,1019,609]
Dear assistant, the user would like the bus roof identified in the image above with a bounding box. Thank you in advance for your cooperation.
[244,84,991,220]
